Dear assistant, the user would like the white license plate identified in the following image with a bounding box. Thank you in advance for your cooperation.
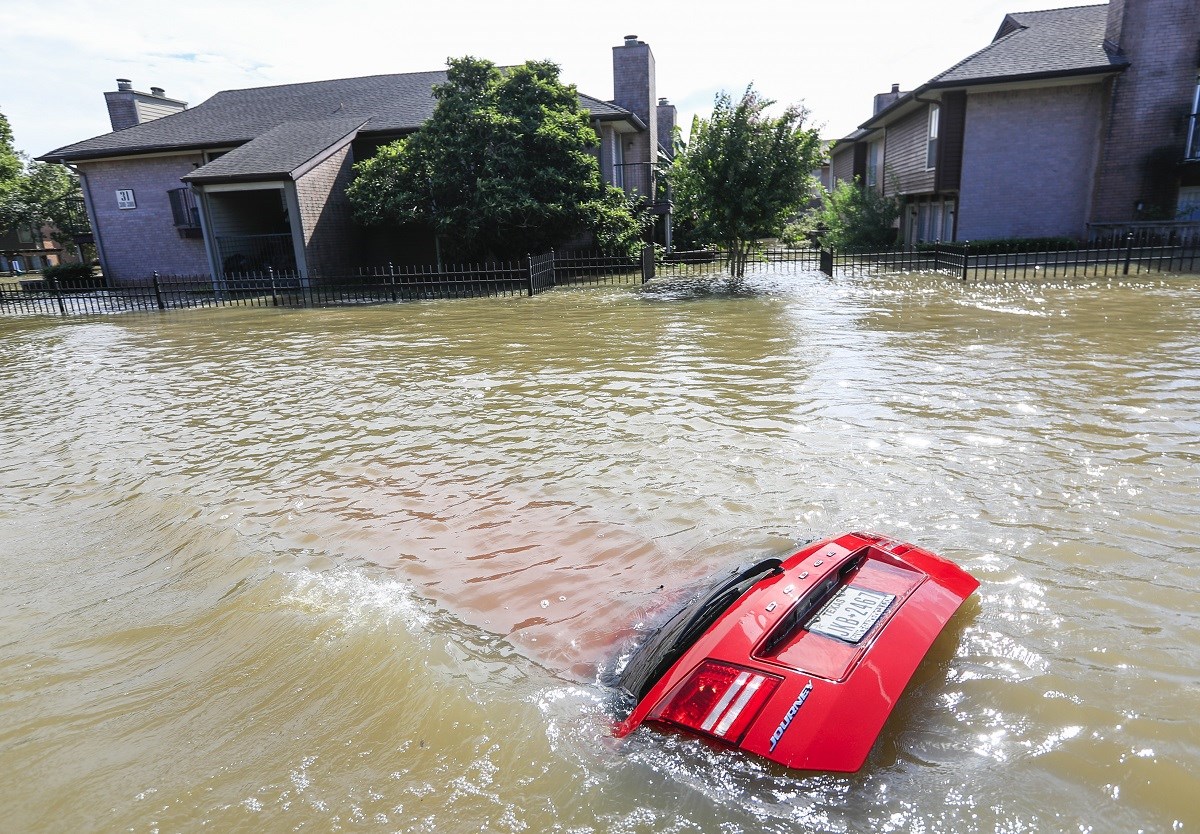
[807,586,895,643]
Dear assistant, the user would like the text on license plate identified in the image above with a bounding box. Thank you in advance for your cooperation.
[807,586,896,643]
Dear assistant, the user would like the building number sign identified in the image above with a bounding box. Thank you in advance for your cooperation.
[116,189,136,210]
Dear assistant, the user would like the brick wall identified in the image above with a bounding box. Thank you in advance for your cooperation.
[957,83,1106,240]
[79,154,210,283]
[1090,0,1200,222]
[295,144,363,275]
[612,38,658,196]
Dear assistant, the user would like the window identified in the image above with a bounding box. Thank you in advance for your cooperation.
[116,189,136,209]
[866,140,883,188]
[611,134,625,188]
[926,104,940,170]
[1187,76,1200,161]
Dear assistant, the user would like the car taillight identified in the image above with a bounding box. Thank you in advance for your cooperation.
[657,661,781,744]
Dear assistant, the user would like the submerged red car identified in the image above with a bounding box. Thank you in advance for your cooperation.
[612,532,979,772]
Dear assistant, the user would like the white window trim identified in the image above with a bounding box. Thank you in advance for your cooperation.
[1186,76,1200,161]
[925,104,940,171]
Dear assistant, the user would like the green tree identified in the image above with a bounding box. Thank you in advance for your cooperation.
[0,108,84,241]
[0,110,25,224]
[347,57,646,260]
[806,177,901,251]
[669,87,823,277]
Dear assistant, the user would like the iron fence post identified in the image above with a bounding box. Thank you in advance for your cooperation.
[388,261,397,302]
[527,254,535,297]
[50,275,66,316]
[153,271,165,310]
[962,241,970,281]
[1123,232,1134,275]
[269,266,278,306]
[641,245,654,284]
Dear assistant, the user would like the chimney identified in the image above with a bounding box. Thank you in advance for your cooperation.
[612,35,658,167]
[656,97,677,161]
[1105,0,1127,51]
[104,79,188,132]
[873,83,903,115]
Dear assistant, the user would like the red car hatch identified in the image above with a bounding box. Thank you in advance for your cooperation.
[613,532,979,772]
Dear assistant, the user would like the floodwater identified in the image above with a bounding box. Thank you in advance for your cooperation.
[1,269,1197,833]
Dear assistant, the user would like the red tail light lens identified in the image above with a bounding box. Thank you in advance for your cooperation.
[657,661,781,744]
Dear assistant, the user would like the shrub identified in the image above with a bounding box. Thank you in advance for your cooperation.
[929,237,1079,254]
[40,262,95,281]
[804,178,900,251]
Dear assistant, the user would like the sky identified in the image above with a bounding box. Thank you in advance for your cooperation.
[3,0,1076,159]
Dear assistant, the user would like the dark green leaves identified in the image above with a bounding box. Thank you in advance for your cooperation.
[347,57,644,259]
[669,87,823,276]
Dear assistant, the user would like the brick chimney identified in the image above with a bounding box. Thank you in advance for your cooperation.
[1090,0,1200,222]
[104,79,188,132]
[873,83,902,115]
[1104,0,1128,51]
[612,35,658,168]
[656,97,677,161]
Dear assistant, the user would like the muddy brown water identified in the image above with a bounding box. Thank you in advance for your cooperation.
[1,269,1197,832]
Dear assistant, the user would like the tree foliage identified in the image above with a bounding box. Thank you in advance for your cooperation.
[0,108,83,242]
[668,87,823,277]
[347,57,646,259]
[806,177,901,251]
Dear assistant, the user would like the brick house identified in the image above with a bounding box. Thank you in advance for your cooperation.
[39,36,675,284]
[0,225,64,274]
[830,0,1200,245]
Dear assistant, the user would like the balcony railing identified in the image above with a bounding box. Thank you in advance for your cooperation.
[167,187,202,238]
[613,162,656,201]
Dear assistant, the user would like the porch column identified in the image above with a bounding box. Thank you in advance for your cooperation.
[283,182,309,288]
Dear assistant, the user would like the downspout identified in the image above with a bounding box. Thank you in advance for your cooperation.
[63,162,109,278]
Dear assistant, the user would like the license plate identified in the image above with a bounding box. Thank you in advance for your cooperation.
[807,586,895,643]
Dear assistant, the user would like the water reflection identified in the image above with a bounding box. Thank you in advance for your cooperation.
[1,269,1198,832]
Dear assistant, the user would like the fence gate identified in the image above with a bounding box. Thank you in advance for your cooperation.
[527,252,556,295]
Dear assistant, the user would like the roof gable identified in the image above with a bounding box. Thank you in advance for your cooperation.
[931,4,1123,87]
[182,116,369,183]
[859,4,1126,131]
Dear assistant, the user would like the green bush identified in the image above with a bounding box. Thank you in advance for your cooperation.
[804,178,900,251]
[39,262,95,282]
[925,237,1079,254]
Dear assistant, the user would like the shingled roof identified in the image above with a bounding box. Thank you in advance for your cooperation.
[182,116,369,184]
[929,4,1125,87]
[41,71,639,163]
[861,4,1127,130]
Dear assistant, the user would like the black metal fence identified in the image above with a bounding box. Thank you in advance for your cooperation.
[653,246,821,279]
[822,230,1200,280]
[7,234,1197,318]
[0,249,656,318]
